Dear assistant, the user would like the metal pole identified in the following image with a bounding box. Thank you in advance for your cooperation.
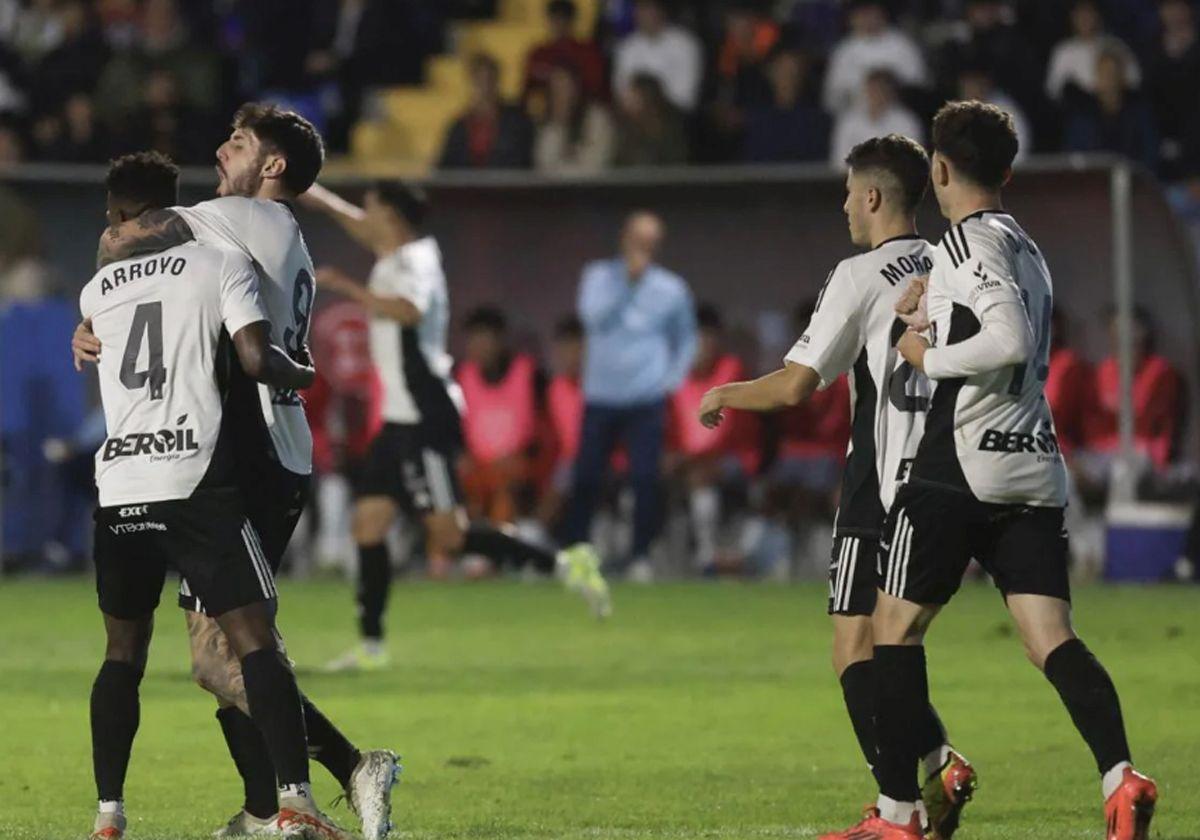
[1110,162,1137,504]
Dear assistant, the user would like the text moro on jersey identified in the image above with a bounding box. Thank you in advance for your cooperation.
[880,253,933,286]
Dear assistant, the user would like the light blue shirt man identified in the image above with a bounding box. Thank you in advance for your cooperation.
[577,259,697,406]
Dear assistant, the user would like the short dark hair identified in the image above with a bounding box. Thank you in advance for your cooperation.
[233,102,325,195]
[554,314,583,340]
[105,151,180,209]
[370,180,430,230]
[465,305,507,333]
[845,134,930,214]
[547,0,577,20]
[931,100,1018,190]
[696,302,723,330]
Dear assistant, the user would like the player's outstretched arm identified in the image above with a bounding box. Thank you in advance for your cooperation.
[314,266,421,325]
[231,321,315,391]
[299,183,378,253]
[96,209,195,268]
[698,362,820,428]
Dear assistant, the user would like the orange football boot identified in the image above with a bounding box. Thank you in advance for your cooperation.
[1104,766,1157,840]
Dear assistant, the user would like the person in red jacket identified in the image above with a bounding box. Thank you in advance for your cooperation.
[523,0,607,113]
[1078,306,1183,493]
[668,303,761,571]
[303,301,384,571]
[457,305,549,527]
[1044,307,1093,459]
[768,299,852,518]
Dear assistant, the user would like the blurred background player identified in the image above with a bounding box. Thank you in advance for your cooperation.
[698,135,970,838]
[302,179,611,672]
[563,210,697,581]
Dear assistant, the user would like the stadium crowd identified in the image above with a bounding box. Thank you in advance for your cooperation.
[0,0,1198,181]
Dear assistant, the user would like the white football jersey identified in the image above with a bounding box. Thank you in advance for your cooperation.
[367,236,463,425]
[82,242,266,507]
[173,197,315,474]
[914,210,1067,506]
[785,235,935,537]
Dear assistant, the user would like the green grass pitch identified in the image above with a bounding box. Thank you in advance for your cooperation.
[1,578,1197,839]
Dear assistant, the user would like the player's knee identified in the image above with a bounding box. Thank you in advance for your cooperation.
[871,593,933,645]
[831,618,874,676]
[1021,628,1077,671]
[426,514,465,555]
[353,500,393,545]
[214,603,278,660]
[103,614,153,670]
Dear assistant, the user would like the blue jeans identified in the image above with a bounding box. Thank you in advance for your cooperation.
[564,400,666,565]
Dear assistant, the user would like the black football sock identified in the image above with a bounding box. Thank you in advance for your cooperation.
[240,649,310,787]
[357,543,391,641]
[916,702,950,774]
[873,645,928,804]
[463,522,556,574]
[839,659,880,782]
[216,707,278,819]
[301,695,362,790]
[1043,638,1132,775]
[91,660,143,803]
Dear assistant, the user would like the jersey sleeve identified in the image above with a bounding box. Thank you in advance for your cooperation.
[941,223,1023,317]
[783,260,864,387]
[218,252,268,336]
[378,255,435,314]
[173,197,258,255]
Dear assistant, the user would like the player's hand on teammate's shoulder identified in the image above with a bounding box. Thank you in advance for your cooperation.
[896,275,930,332]
[698,388,725,429]
[72,318,101,371]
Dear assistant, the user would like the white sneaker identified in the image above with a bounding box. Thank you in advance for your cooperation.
[213,810,281,837]
[626,558,655,584]
[277,796,352,840]
[348,749,401,839]
[90,810,126,840]
[323,643,389,673]
[556,543,612,620]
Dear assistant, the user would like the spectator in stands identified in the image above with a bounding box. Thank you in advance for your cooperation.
[612,0,703,112]
[1045,0,1141,101]
[1080,306,1183,483]
[1062,46,1158,170]
[1045,307,1094,458]
[0,116,24,167]
[523,1,605,110]
[120,67,208,164]
[742,47,829,163]
[828,69,923,168]
[702,2,781,162]
[668,303,760,573]
[534,62,615,174]
[565,211,697,580]
[457,305,547,527]
[934,0,1041,127]
[614,72,688,167]
[438,52,534,169]
[28,0,107,116]
[957,64,1031,161]
[1146,0,1200,179]
[31,91,110,162]
[539,315,586,529]
[94,0,220,128]
[821,0,927,115]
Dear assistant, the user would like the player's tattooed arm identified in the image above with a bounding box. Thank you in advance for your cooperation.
[96,209,195,268]
[232,321,316,391]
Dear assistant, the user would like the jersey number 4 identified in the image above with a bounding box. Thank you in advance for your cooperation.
[120,301,166,400]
